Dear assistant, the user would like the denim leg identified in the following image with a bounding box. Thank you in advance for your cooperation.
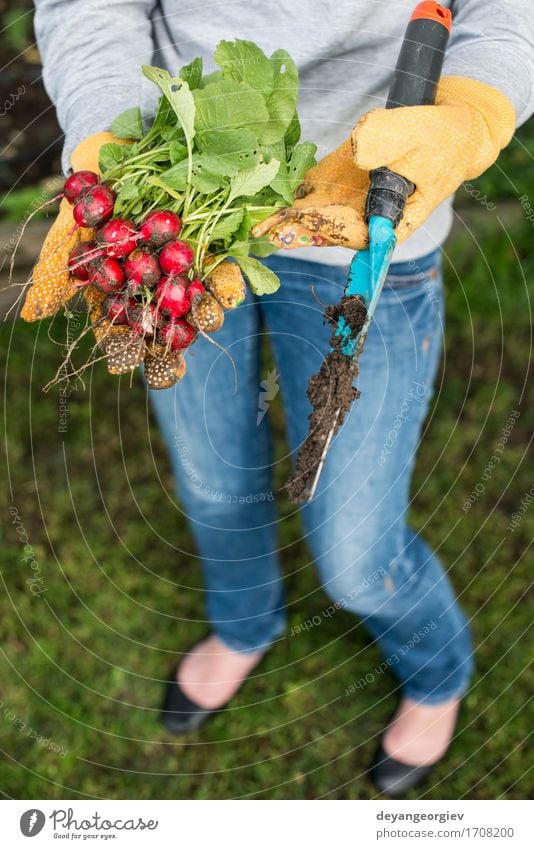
[147,300,286,653]
[261,253,474,703]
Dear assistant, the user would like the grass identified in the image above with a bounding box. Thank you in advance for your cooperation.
[1,134,533,799]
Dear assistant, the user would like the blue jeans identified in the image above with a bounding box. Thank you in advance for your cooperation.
[149,250,474,704]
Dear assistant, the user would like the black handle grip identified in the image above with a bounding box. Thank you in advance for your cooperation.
[366,2,452,227]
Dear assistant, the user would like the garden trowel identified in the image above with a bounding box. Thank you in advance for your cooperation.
[294,1,452,502]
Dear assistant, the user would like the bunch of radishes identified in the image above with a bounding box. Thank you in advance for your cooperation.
[63,169,220,354]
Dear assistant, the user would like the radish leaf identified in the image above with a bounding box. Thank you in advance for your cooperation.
[235,255,280,294]
[142,66,195,146]
[116,181,140,202]
[214,39,274,93]
[209,209,245,243]
[287,142,317,191]
[169,141,188,164]
[180,57,203,90]
[228,160,281,202]
[261,50,299,144]
[194,79,269,136]
[111,107,144,140]
[98,143,129,173]
[195,128,260,168]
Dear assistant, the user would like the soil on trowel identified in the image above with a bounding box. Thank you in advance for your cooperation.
[285,294,368,503]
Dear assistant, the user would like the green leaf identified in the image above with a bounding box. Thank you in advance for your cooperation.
[261,141,292,203]
[248,206,287,228]
[200,70,224,88]
[111,107,144,140]
[142,66,195,147]
[215,39,274,94]
[195,128,260,170]
[160,152,233,193]
[98,142,129,173]
[191,169,226,194]
[209,209,245,244]
[240,186,288,207]
[149,95,175,136]
[195,153,239,178]
[250,237,279,259]
[267,141,317,203]
[228,159,281,203]
[270,160,292,204]
[193,78,269,136]
[229,240,251,257]
[159,160,189,191]
[284,113,301,149]
[234,210,253,244]
[234,206,283,243]
[131,199,144,217]
[169,140,188,164]
[261,50,299,144]
[180,56,203,90]
[146,175,184,201]
[235,254,280,295]
[116,181,140,202]
[287,141,317,192]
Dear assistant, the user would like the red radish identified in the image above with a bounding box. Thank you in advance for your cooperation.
[73,185,116,228]
[125,249,161,290]
[187,278,205,301]
[128,303,163,337]
[97,218,138,258]
[68,240,101,280]
[104,295,134,325]
[63,170,99,204]
[155,275,190,318]
[140,210,182,247]
[159,240,194,276]
[160,318,197,351]
[89,256,125,294]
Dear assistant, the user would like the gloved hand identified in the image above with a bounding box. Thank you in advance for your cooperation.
[20,132,126,321]
[253,76,515,250]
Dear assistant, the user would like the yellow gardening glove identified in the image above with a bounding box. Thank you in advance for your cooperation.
[254,138,370,249]
[20,132,128,321]
[254,77,515,250]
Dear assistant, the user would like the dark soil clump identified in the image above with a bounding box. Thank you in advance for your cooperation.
[286,294,367,503]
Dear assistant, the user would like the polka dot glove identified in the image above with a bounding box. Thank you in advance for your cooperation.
[254,77,515,251]
[20,133,128,322]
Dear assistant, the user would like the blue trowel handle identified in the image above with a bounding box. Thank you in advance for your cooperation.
[365,2,452,227]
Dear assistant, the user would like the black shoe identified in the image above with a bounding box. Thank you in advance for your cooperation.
[371,699,462,795]
[161,670,222,735]
[371,744,435,796]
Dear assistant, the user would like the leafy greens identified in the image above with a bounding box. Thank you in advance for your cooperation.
[100,39,317,295]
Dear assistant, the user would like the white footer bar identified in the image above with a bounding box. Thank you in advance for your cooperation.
[3,799,532,848]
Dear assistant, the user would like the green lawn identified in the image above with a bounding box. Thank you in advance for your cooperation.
[1,131,533,799]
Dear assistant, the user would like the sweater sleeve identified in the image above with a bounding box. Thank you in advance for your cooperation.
[444,0,534,127]
[33,0,157,172]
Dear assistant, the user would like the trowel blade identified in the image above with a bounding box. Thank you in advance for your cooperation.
[301,216,397,501]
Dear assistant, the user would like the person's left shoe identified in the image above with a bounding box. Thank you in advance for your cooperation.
[161,635,264,736]
[371,696,461,796]
[161,673,221,735]
[371,745,436,796]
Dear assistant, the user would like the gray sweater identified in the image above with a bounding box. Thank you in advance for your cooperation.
[34,0,534,264]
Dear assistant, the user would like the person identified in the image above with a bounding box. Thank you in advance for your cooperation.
[28,0,533,795]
